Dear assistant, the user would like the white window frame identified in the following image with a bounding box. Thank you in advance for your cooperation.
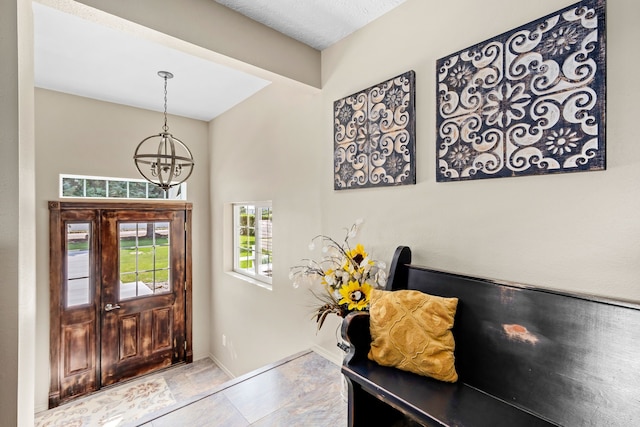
[233,202,273,287]
[59,174,187,200]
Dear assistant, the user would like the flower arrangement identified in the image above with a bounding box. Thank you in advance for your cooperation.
[289,220,387,331]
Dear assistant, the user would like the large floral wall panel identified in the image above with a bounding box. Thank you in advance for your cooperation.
[436,0,605,182]
[334,71,416,190]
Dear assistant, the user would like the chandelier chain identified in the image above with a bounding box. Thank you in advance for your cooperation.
[134,70,194,193]
[163,75,169,132]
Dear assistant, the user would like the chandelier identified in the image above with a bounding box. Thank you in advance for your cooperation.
[134,71,195,193]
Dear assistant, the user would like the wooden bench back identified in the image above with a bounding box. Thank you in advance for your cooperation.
[387,246,640,426]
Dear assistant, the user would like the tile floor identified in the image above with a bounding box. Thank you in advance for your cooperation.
[141,350,347,427]
[38,350,347,427]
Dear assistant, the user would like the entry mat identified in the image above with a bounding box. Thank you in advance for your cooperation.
[35,377,175,427]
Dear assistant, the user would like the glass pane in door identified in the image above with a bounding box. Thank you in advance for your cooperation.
[119,222,171,300]
[66,222,91,307]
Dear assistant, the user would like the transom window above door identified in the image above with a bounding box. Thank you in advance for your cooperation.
[60,174,186,200]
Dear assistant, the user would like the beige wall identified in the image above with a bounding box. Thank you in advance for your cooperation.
[33,89,211,411]
[18,0,37,424]
[1,0,36,425]
[319,0,640,304]
[0,0,21,422]
[208,80,326,374]
[210,0,640,370]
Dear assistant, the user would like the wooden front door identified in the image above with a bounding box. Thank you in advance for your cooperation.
[100,209,187,386]
[49,201,192,408]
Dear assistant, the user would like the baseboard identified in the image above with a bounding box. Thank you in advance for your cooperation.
[208,352,235,380]
[310,344,343,366]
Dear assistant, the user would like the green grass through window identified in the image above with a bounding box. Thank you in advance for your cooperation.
[119,238,169,283]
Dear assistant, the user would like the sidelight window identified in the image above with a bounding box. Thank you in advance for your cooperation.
[66,222,92,308]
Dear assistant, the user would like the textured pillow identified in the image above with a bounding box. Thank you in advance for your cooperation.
[368,289,459,382]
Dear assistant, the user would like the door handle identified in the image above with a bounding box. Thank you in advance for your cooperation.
[104,303,121,312]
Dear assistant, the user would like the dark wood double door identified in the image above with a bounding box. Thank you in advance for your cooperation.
[48,201,192,408]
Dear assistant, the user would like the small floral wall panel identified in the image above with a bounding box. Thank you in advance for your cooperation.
[334,71,416,190]
[436,0,605,182]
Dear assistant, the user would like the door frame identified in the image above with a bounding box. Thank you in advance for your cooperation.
[48,200,193,408]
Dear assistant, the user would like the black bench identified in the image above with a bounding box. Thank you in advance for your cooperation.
[341,246,640,427]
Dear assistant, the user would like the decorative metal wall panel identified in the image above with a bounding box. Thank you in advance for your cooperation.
[334,71,416,190]
[436,0,605,182]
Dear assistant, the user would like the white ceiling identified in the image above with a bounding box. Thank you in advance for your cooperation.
[33,0,407,121]
[214,0,408,51]
[33,2,271,122]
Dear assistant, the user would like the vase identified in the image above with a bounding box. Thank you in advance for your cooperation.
[337,336,350,402]
[340,374,349,402]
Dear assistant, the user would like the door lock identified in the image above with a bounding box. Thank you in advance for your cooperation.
[104,303,121,312]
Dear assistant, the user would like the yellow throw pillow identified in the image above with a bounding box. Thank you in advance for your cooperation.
[368,289,459,382]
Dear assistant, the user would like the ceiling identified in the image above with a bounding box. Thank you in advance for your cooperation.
[33,2,271,122]
[33,0,407,121]
[214,0,407,51]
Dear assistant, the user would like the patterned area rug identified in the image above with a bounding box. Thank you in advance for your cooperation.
[35,377,176,427]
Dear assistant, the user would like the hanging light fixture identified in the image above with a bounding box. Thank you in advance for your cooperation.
[134,71,195,193]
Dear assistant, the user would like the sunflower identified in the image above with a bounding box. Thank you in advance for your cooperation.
[338,280,372,311]
[345,244,374,275]
[347,244,368,264]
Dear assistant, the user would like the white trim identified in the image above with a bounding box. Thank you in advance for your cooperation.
[59,174,187,200]
[226,271,272,291]
[209,352,235,380]
[310,344,343,366]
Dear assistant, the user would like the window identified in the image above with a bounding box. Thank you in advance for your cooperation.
[118,221,171,300]
[66,222,92,308]
[60,174,186,200]
[233,202,273,285]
